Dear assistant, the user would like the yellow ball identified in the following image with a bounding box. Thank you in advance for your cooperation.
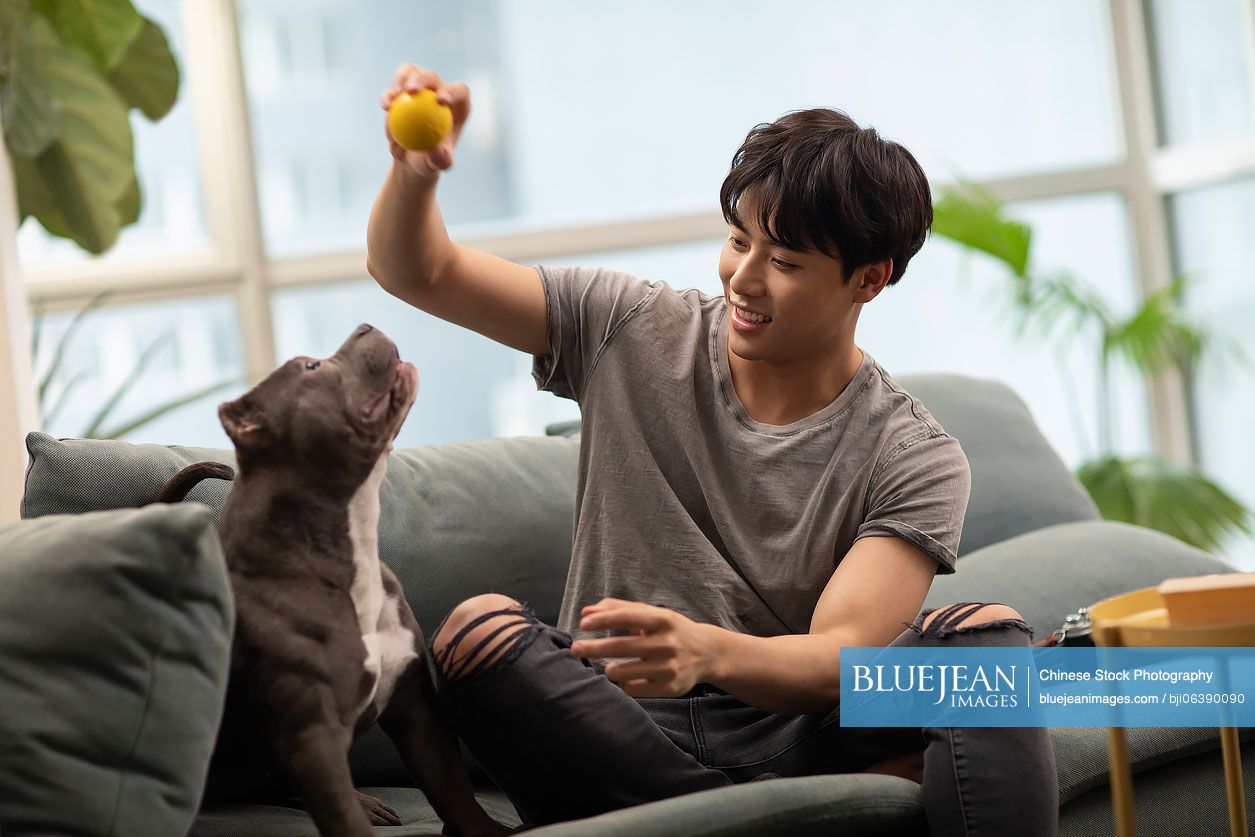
[387,90,453,152]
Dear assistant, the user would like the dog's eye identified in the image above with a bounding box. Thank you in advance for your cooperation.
[304,360,320,371]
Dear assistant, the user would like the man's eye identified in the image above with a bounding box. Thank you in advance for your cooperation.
[304,360,320,371]
[772,259,795,269]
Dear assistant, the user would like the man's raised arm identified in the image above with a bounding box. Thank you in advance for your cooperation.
[366,63,549,356]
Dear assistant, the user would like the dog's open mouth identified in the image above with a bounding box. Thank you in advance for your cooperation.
[361,359,417,424]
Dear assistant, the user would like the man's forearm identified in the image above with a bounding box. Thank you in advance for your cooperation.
[365,161,455,296]
[701,625,843,715]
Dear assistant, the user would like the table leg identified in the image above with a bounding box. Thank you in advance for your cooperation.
[1219,726,1247,837]
[1108,726,1136,837]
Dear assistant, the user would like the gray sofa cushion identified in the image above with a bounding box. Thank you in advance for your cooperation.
[524,774,926,837]
[1049,726,1255,806]
[0,504,233,837]
[21,434,236,524]
[1059,738,1255,837]
[896,374,1100,556]
[191,786,522,836]
[190,775,926,837]
[923,518,1233,640]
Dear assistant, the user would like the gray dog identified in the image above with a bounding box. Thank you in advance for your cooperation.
[158,324,509,837]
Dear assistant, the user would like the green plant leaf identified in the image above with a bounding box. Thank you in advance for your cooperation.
[29,296,44,370]
[1102,278,1205,376]
[81,329,172,437]
[0,0,61,156]
[35,288,112,405]
[0,0,12,74]
[1024,270,1114,342]
[105,16,178,120]
[114,169,140,225]
[100,377,242,440]
[14,14,133,253]
[33,0,143,73]
[1078,455,1252,553]
[41,366,86,426]
[932,182,1032,277]
[10,153,64,227]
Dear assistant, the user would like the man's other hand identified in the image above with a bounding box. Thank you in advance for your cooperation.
[571,597,725,698]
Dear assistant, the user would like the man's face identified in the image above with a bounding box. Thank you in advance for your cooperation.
[717,194,864,364]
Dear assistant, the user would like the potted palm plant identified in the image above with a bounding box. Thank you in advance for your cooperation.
[931,182,1251,554]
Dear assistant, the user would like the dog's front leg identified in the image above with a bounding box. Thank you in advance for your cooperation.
[273,718,375,837]
[380,654,510,837]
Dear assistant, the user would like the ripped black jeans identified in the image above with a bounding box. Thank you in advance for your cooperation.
[427,601,1058,837]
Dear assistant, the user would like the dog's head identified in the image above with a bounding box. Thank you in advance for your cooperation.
[218,324,418,488]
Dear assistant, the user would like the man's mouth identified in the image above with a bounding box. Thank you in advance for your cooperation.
[731,303,772,329]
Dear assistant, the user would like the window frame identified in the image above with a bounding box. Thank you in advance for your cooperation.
[4,0,1255,520]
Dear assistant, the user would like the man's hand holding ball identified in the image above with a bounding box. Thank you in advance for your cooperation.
[381,64,469,179]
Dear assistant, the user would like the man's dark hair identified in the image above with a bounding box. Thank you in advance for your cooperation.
[719,108,932,286]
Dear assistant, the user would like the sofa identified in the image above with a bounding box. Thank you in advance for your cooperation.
[4,373,1252,837]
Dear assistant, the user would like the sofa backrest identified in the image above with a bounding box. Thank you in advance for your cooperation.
[896,374,1099,556]
[21,373,1097,613]
[21,431,580,633]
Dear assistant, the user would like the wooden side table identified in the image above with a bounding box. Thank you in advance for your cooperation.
[1089,586,1253,837]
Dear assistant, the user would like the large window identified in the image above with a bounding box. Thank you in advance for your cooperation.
[1169,177,1255,569]
[9,0,1255,565]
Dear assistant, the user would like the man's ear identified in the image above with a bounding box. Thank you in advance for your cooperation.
[854,258,893,302]
[219,396,264,444]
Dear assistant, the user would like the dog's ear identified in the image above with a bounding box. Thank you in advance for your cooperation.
[219,397,264,444]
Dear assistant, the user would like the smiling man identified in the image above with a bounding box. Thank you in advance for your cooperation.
[367,64,1058,837]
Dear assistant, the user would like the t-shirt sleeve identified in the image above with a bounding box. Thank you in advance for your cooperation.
[530,264,660,402]
[854,432,972,573]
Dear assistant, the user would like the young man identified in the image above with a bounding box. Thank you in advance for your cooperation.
[368,64,1058,836]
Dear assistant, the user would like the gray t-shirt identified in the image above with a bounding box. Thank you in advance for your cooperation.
[531,264,972,644]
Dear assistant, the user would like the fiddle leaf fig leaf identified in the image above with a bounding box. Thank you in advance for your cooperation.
[34,0,143,72]
[106,17,178,120]
[16,14,133,253]
[0,0,61,157]
[113,169,141,226]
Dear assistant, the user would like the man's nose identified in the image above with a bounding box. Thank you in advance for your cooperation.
[728,267,765,297]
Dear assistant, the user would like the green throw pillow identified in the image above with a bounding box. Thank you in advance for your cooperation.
[0,504,234,837]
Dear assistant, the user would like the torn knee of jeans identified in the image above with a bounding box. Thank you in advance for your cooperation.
[432,603,544,685]
[937,617,1034,641]
[906,602,1034,641]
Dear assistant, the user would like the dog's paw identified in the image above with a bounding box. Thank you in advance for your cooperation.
[355,790,402,826]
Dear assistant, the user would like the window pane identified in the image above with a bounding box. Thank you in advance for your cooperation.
[240,0,1120,257]
[1169,177,1255,569]
[31,295,243,447]
[1148,0,1255,146]
[16,0,209,268]
[271,281,579,446]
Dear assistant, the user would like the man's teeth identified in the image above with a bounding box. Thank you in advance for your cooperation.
[737,306,770,324]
